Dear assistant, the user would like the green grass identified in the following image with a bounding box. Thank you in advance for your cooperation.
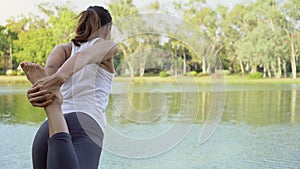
[0,76,30,84]
[1,75,299,85]
[224,75,300,84]
[114,75,300,84]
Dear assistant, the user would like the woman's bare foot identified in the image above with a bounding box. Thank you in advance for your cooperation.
[21,62,62,105]
[20,62,48,84]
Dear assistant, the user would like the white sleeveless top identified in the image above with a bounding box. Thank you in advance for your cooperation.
[60,38,114,130]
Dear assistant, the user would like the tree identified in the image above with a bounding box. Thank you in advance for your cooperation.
[177,0,223,73]
[281,0,300,79]
[110,0,165,77]
[109,0,139,78]
[0,26,10,71]
[8,2,76,65]
[0,26,17,72]
[219,4,248,74]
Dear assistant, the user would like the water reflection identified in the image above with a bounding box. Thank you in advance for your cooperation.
[291,84,297,123]
[0,84,299,126]
[223,85,300,125]
[0,94,45,124]
[106,85,300,126]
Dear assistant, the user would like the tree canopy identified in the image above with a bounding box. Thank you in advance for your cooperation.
[0,0,299,79]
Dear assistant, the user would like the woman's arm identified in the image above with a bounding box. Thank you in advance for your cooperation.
[45,42,72,75]
[34,40,117,89]
[27,43,72,107]
[55,40,117,81]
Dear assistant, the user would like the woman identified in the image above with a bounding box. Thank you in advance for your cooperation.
[21,6,117,169]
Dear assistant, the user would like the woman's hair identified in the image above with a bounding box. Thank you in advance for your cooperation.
[71,6,112,46]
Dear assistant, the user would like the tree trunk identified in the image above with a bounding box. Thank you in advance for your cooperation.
[290,42,297,79]
[9,43,12,70]
[120,47,134,78]
[206,63,211,74]
[128,62,134,79]
[174,50,178,77]
[271,64,277,78]
[202,57,206,73]
[283,62,287,78]
[277,56,281,79]
[239,60,245,76]
[139,62,145,77]
[183,50,187,74]
[267,64,272,78]
[251,65,257,73]
[245,63,249,72]
[174,64,178,77]
[139,49,146,77]
[4,55,7,73]
[263,66,266,78]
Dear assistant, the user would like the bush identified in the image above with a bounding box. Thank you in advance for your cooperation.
[296,65,300,73]
[222,70,231,76]
[214,70,231,76]
[6,70,17,76]
[17,71,25,76]
[237,72,246,76]
[159,71,170,78]
[143,72,158,77]
[197,72,210,77]
[248,72,263,79]
[187,71,197,77]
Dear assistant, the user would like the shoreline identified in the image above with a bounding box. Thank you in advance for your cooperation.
[1,75,300,85]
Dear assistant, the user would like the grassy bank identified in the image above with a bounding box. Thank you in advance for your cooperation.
[223,75,300,84]
[1,75,299,85]
[117,76,300,84]
[0,76,30,85]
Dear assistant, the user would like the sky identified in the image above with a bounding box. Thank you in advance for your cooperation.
[0,0,242,25]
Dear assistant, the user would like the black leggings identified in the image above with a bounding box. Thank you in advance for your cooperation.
[32,112,104,169]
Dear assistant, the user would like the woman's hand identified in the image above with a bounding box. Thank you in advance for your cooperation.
[27,85,54,107]
[30,73,65,106]
[33,73,67,92]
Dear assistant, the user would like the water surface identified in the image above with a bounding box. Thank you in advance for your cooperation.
[0,83,299,169]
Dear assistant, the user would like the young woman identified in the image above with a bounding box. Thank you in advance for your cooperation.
[21,6,117,169]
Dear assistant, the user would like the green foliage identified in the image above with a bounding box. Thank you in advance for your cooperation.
[187,71,197,77]
[6,70,17,76]
[222,70,231,76]
[159,71,170,78]
[248,72,263,79]
[0,26,9,51]
[197,72,210,77]
[6,2,76,65]
[0,0,299,79]
[17,71,25,76]
[297,64,300,73]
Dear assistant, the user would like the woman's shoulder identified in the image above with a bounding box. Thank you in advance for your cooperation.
[57,42,72,51]
[56,42,72,59]
[91,38,104,44]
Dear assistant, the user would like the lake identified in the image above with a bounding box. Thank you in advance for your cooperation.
[0,82,299,169]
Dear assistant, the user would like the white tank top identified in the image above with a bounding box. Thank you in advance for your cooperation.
[60,38,114,130]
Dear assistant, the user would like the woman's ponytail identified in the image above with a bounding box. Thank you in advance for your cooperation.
[71,6,112,46]
[72,7,101,46]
